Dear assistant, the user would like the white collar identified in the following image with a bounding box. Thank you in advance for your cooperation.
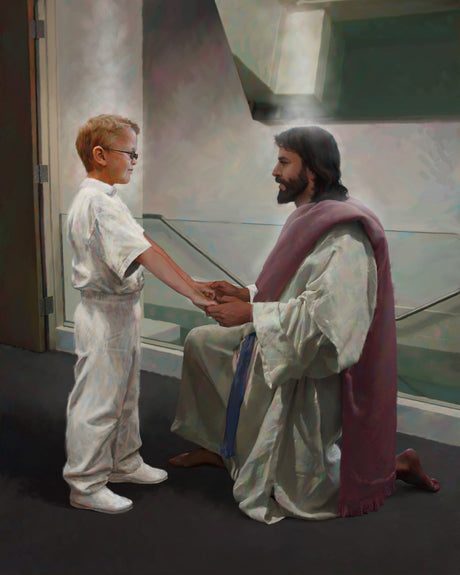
[81,177,117,197]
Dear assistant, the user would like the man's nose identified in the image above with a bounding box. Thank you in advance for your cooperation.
[272,165,280,177]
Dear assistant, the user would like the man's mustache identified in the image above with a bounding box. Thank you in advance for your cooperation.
[275,176,288,185]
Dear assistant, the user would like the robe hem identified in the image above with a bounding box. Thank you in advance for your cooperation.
[337,472,396,517]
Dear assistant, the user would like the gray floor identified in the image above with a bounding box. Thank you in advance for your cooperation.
[0,344,459,575]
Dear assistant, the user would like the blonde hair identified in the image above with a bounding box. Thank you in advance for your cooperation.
[76,114,140,171]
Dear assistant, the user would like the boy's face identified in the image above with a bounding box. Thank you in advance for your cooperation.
[95,127,138,185]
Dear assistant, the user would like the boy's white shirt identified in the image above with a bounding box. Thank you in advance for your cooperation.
[67,177,151,294]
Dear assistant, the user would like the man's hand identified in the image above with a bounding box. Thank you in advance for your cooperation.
[209,281,250,302]
[206,296,253,327]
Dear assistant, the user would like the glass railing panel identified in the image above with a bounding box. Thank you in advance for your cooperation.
[60,213,459,404]
[165,222,460,405]
[170,219,282,286]
[386,230,459,406]
[171,223,460,313]
[385,231,459,313]
[396,294,460,405]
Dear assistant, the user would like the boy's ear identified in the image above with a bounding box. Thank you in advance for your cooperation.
[92,145,107,167]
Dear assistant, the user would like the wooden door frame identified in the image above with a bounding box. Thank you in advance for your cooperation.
[35,0,63,350]
[0,0,47,351]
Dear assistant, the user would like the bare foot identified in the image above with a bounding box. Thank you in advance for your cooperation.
[169,448,225,468]
[396,448,440,492]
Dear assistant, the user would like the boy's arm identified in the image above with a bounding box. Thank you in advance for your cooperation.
[136,245,212,308]
[143,233,192,284]
[143,233,214,298]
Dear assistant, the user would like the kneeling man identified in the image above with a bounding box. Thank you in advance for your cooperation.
[170,126,439,524]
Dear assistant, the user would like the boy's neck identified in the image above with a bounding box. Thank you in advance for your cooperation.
[86,170,116,186]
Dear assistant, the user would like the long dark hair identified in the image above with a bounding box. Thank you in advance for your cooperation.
[274,126,348,202]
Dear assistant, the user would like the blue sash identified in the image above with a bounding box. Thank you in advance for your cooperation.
[220,332,257,458]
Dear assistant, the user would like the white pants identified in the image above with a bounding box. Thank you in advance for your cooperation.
[63,291,143,494]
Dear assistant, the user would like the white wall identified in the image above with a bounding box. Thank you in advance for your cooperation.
[142,0,292,225]
[215,0,283,90]
[143,1,460,235]
[56,0,144,215]
[332,122,460,234]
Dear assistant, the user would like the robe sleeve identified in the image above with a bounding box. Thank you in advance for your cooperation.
[246,284,258,303]
[252,223,377,389]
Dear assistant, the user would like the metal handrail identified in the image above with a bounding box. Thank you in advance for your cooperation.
[143,214,246,287]
[384,229,458,236]
[396,288,460,322]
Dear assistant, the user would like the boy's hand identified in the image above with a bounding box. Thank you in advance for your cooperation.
[192,281,216,301]
[191,292,215,309]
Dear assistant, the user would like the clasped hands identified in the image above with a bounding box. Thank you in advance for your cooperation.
[193,280,253,327]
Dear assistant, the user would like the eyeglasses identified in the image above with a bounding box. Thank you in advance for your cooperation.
[103,148,139,161]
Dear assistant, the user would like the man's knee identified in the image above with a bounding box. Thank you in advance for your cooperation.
[184,325,212,356]
[184,323,235,358]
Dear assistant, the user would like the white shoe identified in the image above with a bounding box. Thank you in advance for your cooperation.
[70,486,133,514]
[109,463,168,485]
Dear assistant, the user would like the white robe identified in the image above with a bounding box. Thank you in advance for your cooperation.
[171,222,377,524]
[63,178,151,495]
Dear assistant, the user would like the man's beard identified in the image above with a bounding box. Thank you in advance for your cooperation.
[276,172,310,204]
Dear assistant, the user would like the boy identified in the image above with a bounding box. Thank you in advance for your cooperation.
[63,114,213,514]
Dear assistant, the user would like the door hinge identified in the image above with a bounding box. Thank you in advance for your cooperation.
[39,296,54,317]
[34,164,49,184]
[30,20,45,39]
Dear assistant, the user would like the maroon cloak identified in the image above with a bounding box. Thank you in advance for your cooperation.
[254,197,397,516]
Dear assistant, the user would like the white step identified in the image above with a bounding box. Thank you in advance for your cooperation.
[141,318,180,343]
